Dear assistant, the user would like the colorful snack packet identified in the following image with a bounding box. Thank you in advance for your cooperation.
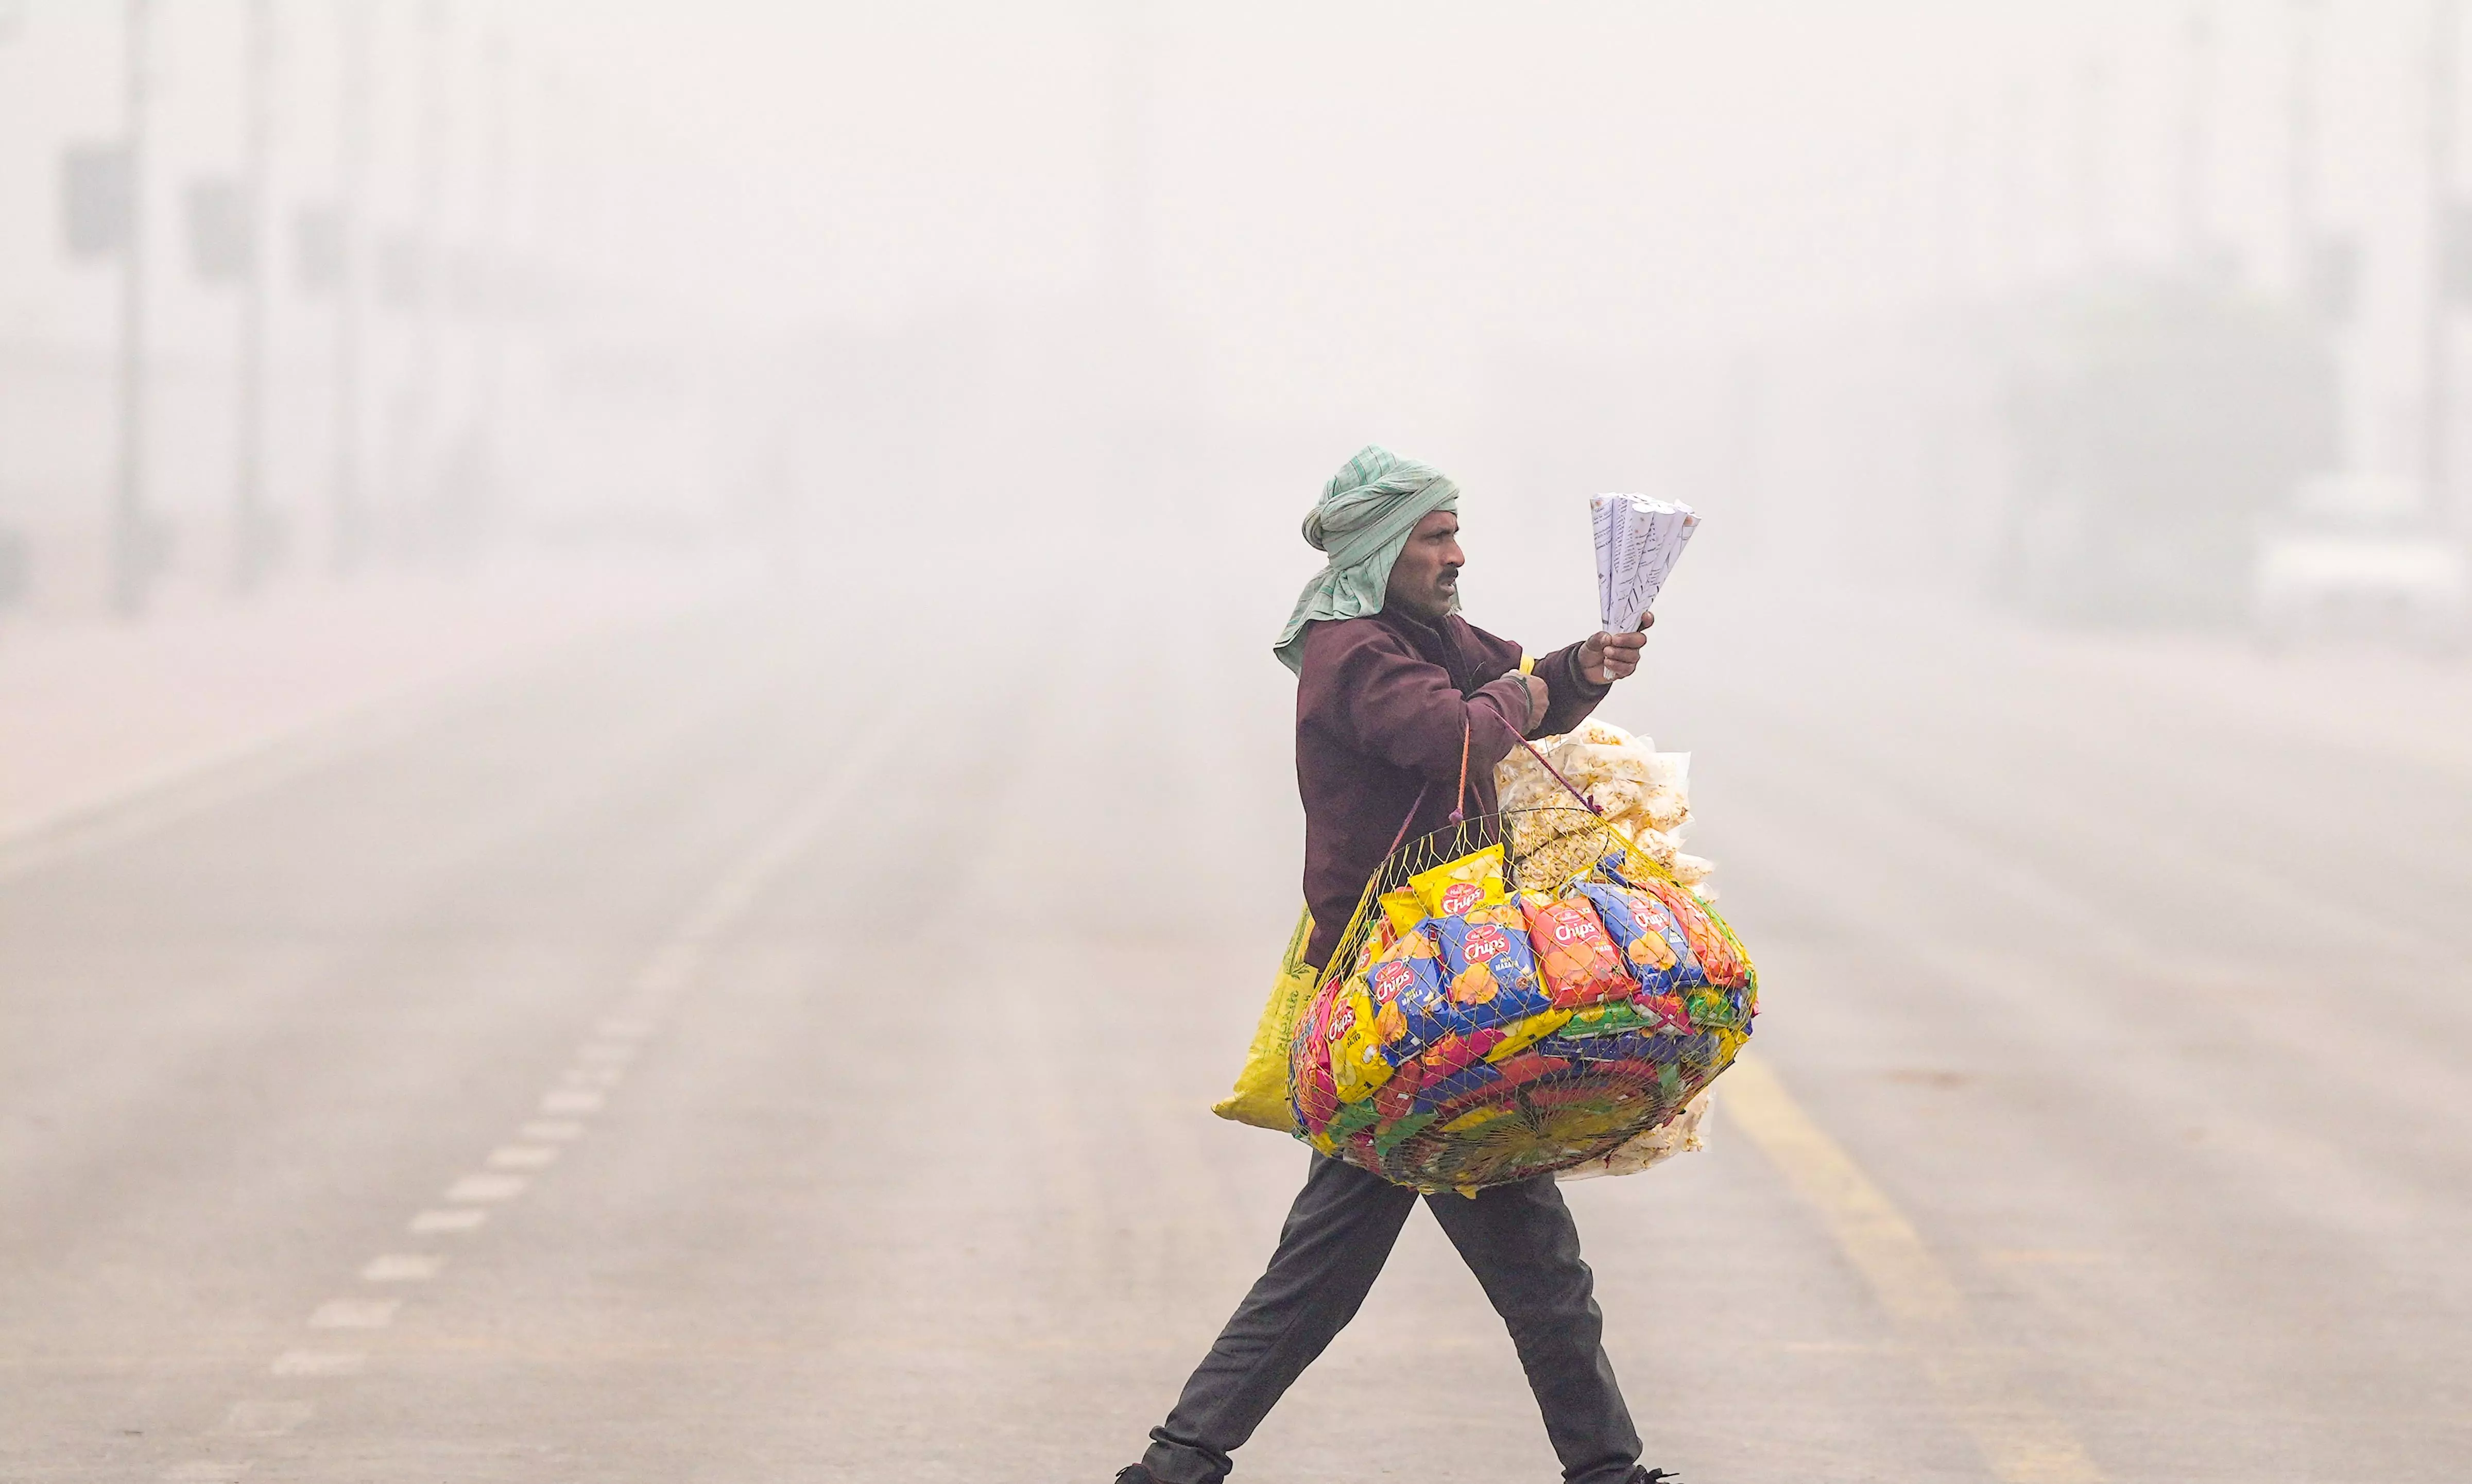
[1366,928,1452,1047]
[1418,1025,1507,1081]
[1408,843,1508,919]
[1556,999,1686,1039]
[1518,891,1641,1008]
[1639,876,1754,989]
[1378,885,1427,939]
[1349,917,1399,979]
[1486,1007,1575,1064]
[1413,1057,1506,1116]
[1571,878,1704,995]
[1430,897,1555,1034]
[1370,1056,1429,1122]
[1536,1028,1670,1066]
[1325,979,1396,1105]
[1292,1049,1339,1136]
[1289,997,1341,1141]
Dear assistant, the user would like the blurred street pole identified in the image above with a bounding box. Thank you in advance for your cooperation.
[2430,0,2460,529]
[332,1,368,574]
[234,0,276,593]
[111,0,152,616]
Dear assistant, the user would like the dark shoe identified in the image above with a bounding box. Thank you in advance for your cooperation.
[1629,1470,1682,1483]
[1113,1469,1161,1484]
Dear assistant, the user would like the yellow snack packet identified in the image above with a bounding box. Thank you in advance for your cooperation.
[1408,843,1508,920]
[1328,981,1397,1104]
[1378,885,1427,938]
[1483,1008,1575,1064]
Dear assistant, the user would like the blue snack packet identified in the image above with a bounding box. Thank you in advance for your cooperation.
[1571,878,1705,995]
[1429,899,1555,1037]
[1366,928,1454,1052]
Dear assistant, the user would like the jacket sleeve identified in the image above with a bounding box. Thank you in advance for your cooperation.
[1307,623,1530,785]
[1457,619,1611,740]
[1536,640,1612,736]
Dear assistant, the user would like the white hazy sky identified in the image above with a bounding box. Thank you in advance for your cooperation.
[0,1,2449,527]
[514,1,2435,430]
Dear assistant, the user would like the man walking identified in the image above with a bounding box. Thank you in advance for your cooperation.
[1117,447,1675,1484]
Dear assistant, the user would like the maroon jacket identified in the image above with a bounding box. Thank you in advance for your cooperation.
[1295,610,1609,971]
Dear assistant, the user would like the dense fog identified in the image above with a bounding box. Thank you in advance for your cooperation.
[2,2,2462,642]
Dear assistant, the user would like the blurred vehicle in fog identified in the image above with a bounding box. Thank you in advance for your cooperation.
[2252,473,2468,652]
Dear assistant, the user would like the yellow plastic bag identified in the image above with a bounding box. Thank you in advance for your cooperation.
[1212,907,1318,1131]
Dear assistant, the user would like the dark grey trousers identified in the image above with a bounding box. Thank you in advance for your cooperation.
[1140,1153,1642,1484]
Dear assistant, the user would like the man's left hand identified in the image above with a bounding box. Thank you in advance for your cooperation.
[1578,613,1653,686]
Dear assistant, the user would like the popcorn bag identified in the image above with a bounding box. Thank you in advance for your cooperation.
[1265,725,1759,1196]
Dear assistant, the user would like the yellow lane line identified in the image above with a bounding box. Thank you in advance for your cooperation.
[1722,1055,2104,1484]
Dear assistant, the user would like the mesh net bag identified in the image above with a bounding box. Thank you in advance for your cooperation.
[1288,789,1758,1196]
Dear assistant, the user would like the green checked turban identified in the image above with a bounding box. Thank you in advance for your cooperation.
[1273,446,1461,674]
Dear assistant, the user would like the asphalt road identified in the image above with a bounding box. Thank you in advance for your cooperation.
[3,573,2466,1482]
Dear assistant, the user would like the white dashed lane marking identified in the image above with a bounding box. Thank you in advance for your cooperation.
[444,1174,528,1203]
[486,1144,559,1170]
[307,1299,400,1330]
[408,1207,487,1233]
[167,706,916,1474]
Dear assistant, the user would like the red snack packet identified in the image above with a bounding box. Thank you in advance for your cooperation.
[1519,891,1643,1009]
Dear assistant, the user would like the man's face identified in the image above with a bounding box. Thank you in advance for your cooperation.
[1384,509,1464,623]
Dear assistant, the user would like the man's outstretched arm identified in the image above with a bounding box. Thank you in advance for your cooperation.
[1523,614,1652,736]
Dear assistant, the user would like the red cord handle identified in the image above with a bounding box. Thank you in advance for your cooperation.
[1517,735,1601,815]
[1448,720,1470,825]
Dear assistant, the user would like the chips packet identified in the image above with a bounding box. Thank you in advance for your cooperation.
[1292,1050,1338,1135]
[1571,878,1704,994]
[1418,1025,1506,1080]
[1556,999,1685,1040]
[1413,1057,1506,1115]
[1349,917,1399,979]
[1365,928,1453,1047]
[1408,843,1508,919]
[1518,891,1641,1008]
[1430,898,1555,1034]
[1378,885,1427,939]
[1325,979,1396,1105]
[1370,1056,1429,1121]
[1488,1007,1575,1063]
[1638,876,1754,989]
